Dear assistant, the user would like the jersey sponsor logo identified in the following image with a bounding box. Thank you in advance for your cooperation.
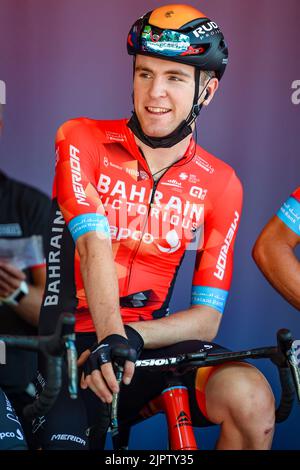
[0,223,22,236]
[4,393,21,426]
[192,22,220,38]
[214,211,240,281]
[179,172,188,180]
[156,229,181,254]
[194,155,215,174]
[189,186,208,200]
[16,429,24,440]
[69,145,89,206]
[277,196,300,236]
[125,167,139,178]
[161,179,182,189]
[43,211,65,307]
[98,174,204,234]
[51,434,86,446]
[0,429,24,441]
[105,130,126,142]
[110,226,155,244]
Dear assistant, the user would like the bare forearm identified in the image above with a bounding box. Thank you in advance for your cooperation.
[79,236,125,341]
[127,306,221,349]
[254,242,300,310]
[12,285,43,327]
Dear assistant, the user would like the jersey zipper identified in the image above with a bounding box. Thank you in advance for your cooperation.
[125,174,162,294]
[125,153,189,295]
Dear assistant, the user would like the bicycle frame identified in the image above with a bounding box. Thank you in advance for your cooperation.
[148,383,198,450]
[111,328,300,451]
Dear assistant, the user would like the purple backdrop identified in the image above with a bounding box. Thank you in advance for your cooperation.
[1,0,300,449]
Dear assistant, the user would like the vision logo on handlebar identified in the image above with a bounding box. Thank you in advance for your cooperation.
[0,341,5,364]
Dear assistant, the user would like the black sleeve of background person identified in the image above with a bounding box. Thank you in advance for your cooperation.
[18,181,51,254]
[0,180,51,394]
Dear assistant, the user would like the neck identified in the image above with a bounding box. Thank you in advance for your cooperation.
[135,133,193,178]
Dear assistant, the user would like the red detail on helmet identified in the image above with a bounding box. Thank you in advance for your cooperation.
[127,34,133,47]
[150,30,163,43]
[181,46,205,56]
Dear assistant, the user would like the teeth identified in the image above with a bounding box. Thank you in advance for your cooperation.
[147,107,170,113]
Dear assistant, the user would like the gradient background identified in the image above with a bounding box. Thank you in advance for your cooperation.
[0,0,299,449]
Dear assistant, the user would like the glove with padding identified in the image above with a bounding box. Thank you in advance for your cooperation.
[83,334,137,376]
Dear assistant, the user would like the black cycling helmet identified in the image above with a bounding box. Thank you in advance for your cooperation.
[127,4,228,80]
[127,4,228,149]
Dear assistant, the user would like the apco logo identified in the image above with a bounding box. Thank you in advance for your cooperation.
[291,80,300,105]
[156,229,181,254]
[193,22,219,38]
[0,80,6,105]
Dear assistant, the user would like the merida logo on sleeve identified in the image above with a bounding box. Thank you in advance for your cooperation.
[69,145,90,206]
[214,211,240,281]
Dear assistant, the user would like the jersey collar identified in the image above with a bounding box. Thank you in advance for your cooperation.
[123,119,196,168]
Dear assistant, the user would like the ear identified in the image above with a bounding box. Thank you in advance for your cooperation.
[203,78,219,106]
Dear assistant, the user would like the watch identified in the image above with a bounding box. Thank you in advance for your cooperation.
[1,281,29,306]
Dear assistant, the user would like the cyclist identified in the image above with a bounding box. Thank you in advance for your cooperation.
[36,4,275,450]
[253,187,300,310]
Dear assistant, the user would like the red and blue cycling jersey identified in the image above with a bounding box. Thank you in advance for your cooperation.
[277,188,300,236]
[40,118,243,334]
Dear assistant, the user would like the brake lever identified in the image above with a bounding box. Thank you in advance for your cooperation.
[65,336,78,399]
[111,363,124,439]
[287,340,300,402]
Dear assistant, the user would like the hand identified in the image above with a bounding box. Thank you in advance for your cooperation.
[0,261,26,298]
[80,334,137,404]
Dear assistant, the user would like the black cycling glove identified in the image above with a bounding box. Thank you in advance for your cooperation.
[124,324,144,357]
[84,327,143,376]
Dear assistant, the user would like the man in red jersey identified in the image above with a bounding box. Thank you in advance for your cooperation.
[36,5,275,450]
[253,188,300,310]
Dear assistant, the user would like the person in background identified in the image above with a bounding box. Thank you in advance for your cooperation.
[253,188,300,310]
[0,101,51,444]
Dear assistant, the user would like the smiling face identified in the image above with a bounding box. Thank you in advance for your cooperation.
[133,54,196,138]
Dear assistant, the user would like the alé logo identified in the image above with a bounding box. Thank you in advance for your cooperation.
[0,80,6,105]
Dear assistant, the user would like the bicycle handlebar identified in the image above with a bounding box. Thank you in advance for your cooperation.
[0,313,78,420]
[133,328,300,424]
